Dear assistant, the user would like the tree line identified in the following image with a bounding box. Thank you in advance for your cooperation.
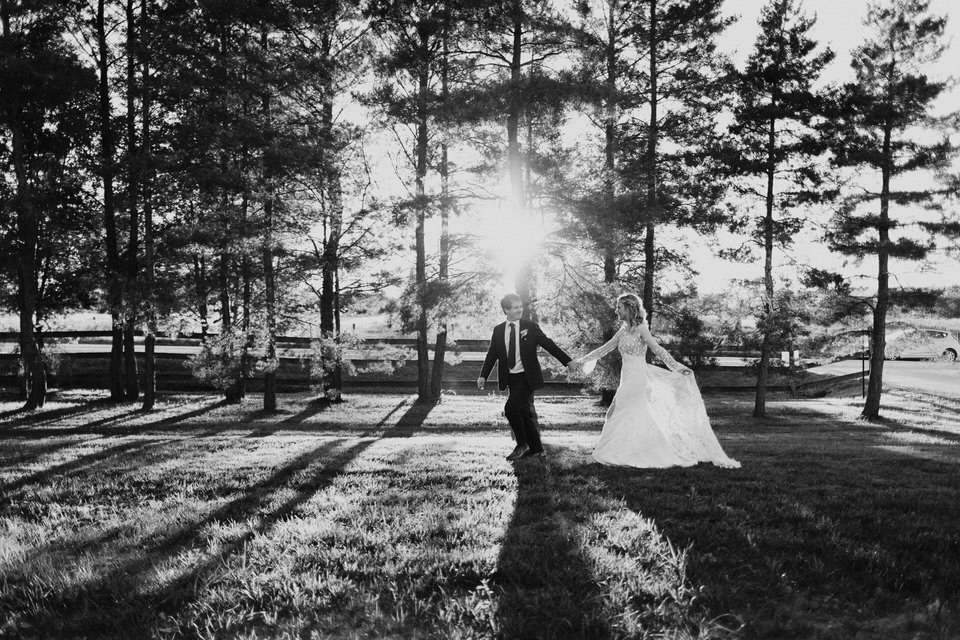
[1,0,956,420]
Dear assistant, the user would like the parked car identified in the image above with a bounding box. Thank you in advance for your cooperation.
[816,325,959,361]
[884,326,959,361]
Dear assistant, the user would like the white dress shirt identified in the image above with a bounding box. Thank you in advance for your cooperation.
[505,321,525,374]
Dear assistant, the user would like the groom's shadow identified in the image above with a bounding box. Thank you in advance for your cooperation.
[493,454,610,639]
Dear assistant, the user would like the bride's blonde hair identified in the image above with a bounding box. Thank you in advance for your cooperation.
[617,293,647,329]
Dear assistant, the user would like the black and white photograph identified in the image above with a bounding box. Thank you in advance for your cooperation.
[1,0,959,637]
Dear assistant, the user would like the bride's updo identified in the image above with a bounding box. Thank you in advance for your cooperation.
[617,293,647,329]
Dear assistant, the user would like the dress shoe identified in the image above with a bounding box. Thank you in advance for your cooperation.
[522,449,546,459]
[506,445,529,461]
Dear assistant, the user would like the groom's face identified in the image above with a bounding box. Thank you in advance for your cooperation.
[503,301,523,322]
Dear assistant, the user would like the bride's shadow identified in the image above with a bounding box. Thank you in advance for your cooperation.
[573,445,960,638]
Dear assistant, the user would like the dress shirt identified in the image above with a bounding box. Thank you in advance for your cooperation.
[505,321,525,374]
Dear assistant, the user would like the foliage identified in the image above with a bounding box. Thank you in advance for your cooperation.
[301,331,414,399]
[187,327,250,391]
[668,308,719,371]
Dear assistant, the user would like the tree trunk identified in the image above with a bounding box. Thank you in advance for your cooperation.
[430,20,451,399]
[97,0,125,400]
[507,0,534,319]
[194,253,209,337]
[332,263,343,391]
[261,42,277,411]
[239,189,250,401]
[2,0,46,409]
[262,198,277,411]
[219,249,241,404]
[642,0,658,329]
[319,36,344,396]
[141,0,156,410]
[414,28,431,402]
[754,116,777,418]
[123,0,140,400]
[862,124,893,421]
[600,2,619,406]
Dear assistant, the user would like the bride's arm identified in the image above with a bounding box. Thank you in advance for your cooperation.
[577,325,624,365]
[638,324,691,374]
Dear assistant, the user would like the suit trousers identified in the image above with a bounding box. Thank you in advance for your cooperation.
[504,373,542,452]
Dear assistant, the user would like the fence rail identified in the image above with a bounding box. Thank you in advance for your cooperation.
[0,330,766,358]
[0,328,851,397]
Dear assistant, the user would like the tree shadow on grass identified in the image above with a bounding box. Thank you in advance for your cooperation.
[20,437,377,638]
[0,397,113,430]
[493,456,610,639]
[0,438,89,468]
[247,397,335,437]
[577,447,960,639]
[380,397,438,438]
[0,438,165,496]
[2,398,230,438]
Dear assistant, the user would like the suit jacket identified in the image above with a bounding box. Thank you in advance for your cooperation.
[480,320,572,391]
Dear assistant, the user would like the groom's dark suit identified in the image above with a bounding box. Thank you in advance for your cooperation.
[480,320,572,454]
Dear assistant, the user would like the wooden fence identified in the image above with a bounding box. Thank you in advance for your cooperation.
[1,330,840,395]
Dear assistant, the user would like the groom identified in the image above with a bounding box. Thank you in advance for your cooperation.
[477,293,574,460]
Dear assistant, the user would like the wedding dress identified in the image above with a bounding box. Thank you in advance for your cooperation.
[580,324,740,469]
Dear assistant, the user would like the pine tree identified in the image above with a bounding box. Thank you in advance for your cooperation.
[824,0,956,421]
[619,0,731,327]
[0,0,96,409]
[724,0,834,417]
[366,0,449,401]
[94,0,127,401]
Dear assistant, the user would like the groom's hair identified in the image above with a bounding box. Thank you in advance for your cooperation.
[500,293,522,310]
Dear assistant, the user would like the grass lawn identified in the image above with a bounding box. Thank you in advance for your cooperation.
[1,386,959,639]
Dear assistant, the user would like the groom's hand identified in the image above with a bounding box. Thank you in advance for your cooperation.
[476,377,485,390]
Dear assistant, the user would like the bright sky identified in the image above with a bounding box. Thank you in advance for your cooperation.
[690,0,960,294]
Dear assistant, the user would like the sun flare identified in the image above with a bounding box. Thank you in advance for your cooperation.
[473,200,553,285]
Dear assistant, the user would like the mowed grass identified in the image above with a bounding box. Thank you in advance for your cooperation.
[1,387,959,639]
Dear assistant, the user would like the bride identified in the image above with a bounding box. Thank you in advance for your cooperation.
[574,293,740,469]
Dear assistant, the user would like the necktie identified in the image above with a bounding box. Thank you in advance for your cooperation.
[507,323,517,369]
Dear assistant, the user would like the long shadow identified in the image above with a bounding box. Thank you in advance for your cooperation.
[247,398,334,438]
[380,398,438,438]
[0,439,165,496]
[493,456,609,639]
[0,438,85,468]
[375,398,410,428]
[866,415,960,444]
[576,449,960,638]
[25,437,378,638]
[279,398,332,425]
[3,399,230,438]
[0,398,112,430]
[15,396,446,637]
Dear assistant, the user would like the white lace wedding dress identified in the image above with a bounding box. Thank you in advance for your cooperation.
[580,324,740,469]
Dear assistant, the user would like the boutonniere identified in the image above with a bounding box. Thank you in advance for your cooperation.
[520,329,529,339]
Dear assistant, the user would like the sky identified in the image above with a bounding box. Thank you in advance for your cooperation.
[688,0,959,294]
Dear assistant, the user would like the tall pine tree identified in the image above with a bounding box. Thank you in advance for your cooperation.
[724,0,834,417]
[824,0,956,421]
[620,0,731,328]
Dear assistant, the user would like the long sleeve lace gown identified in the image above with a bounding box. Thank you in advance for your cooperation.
[580,324,740,469]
